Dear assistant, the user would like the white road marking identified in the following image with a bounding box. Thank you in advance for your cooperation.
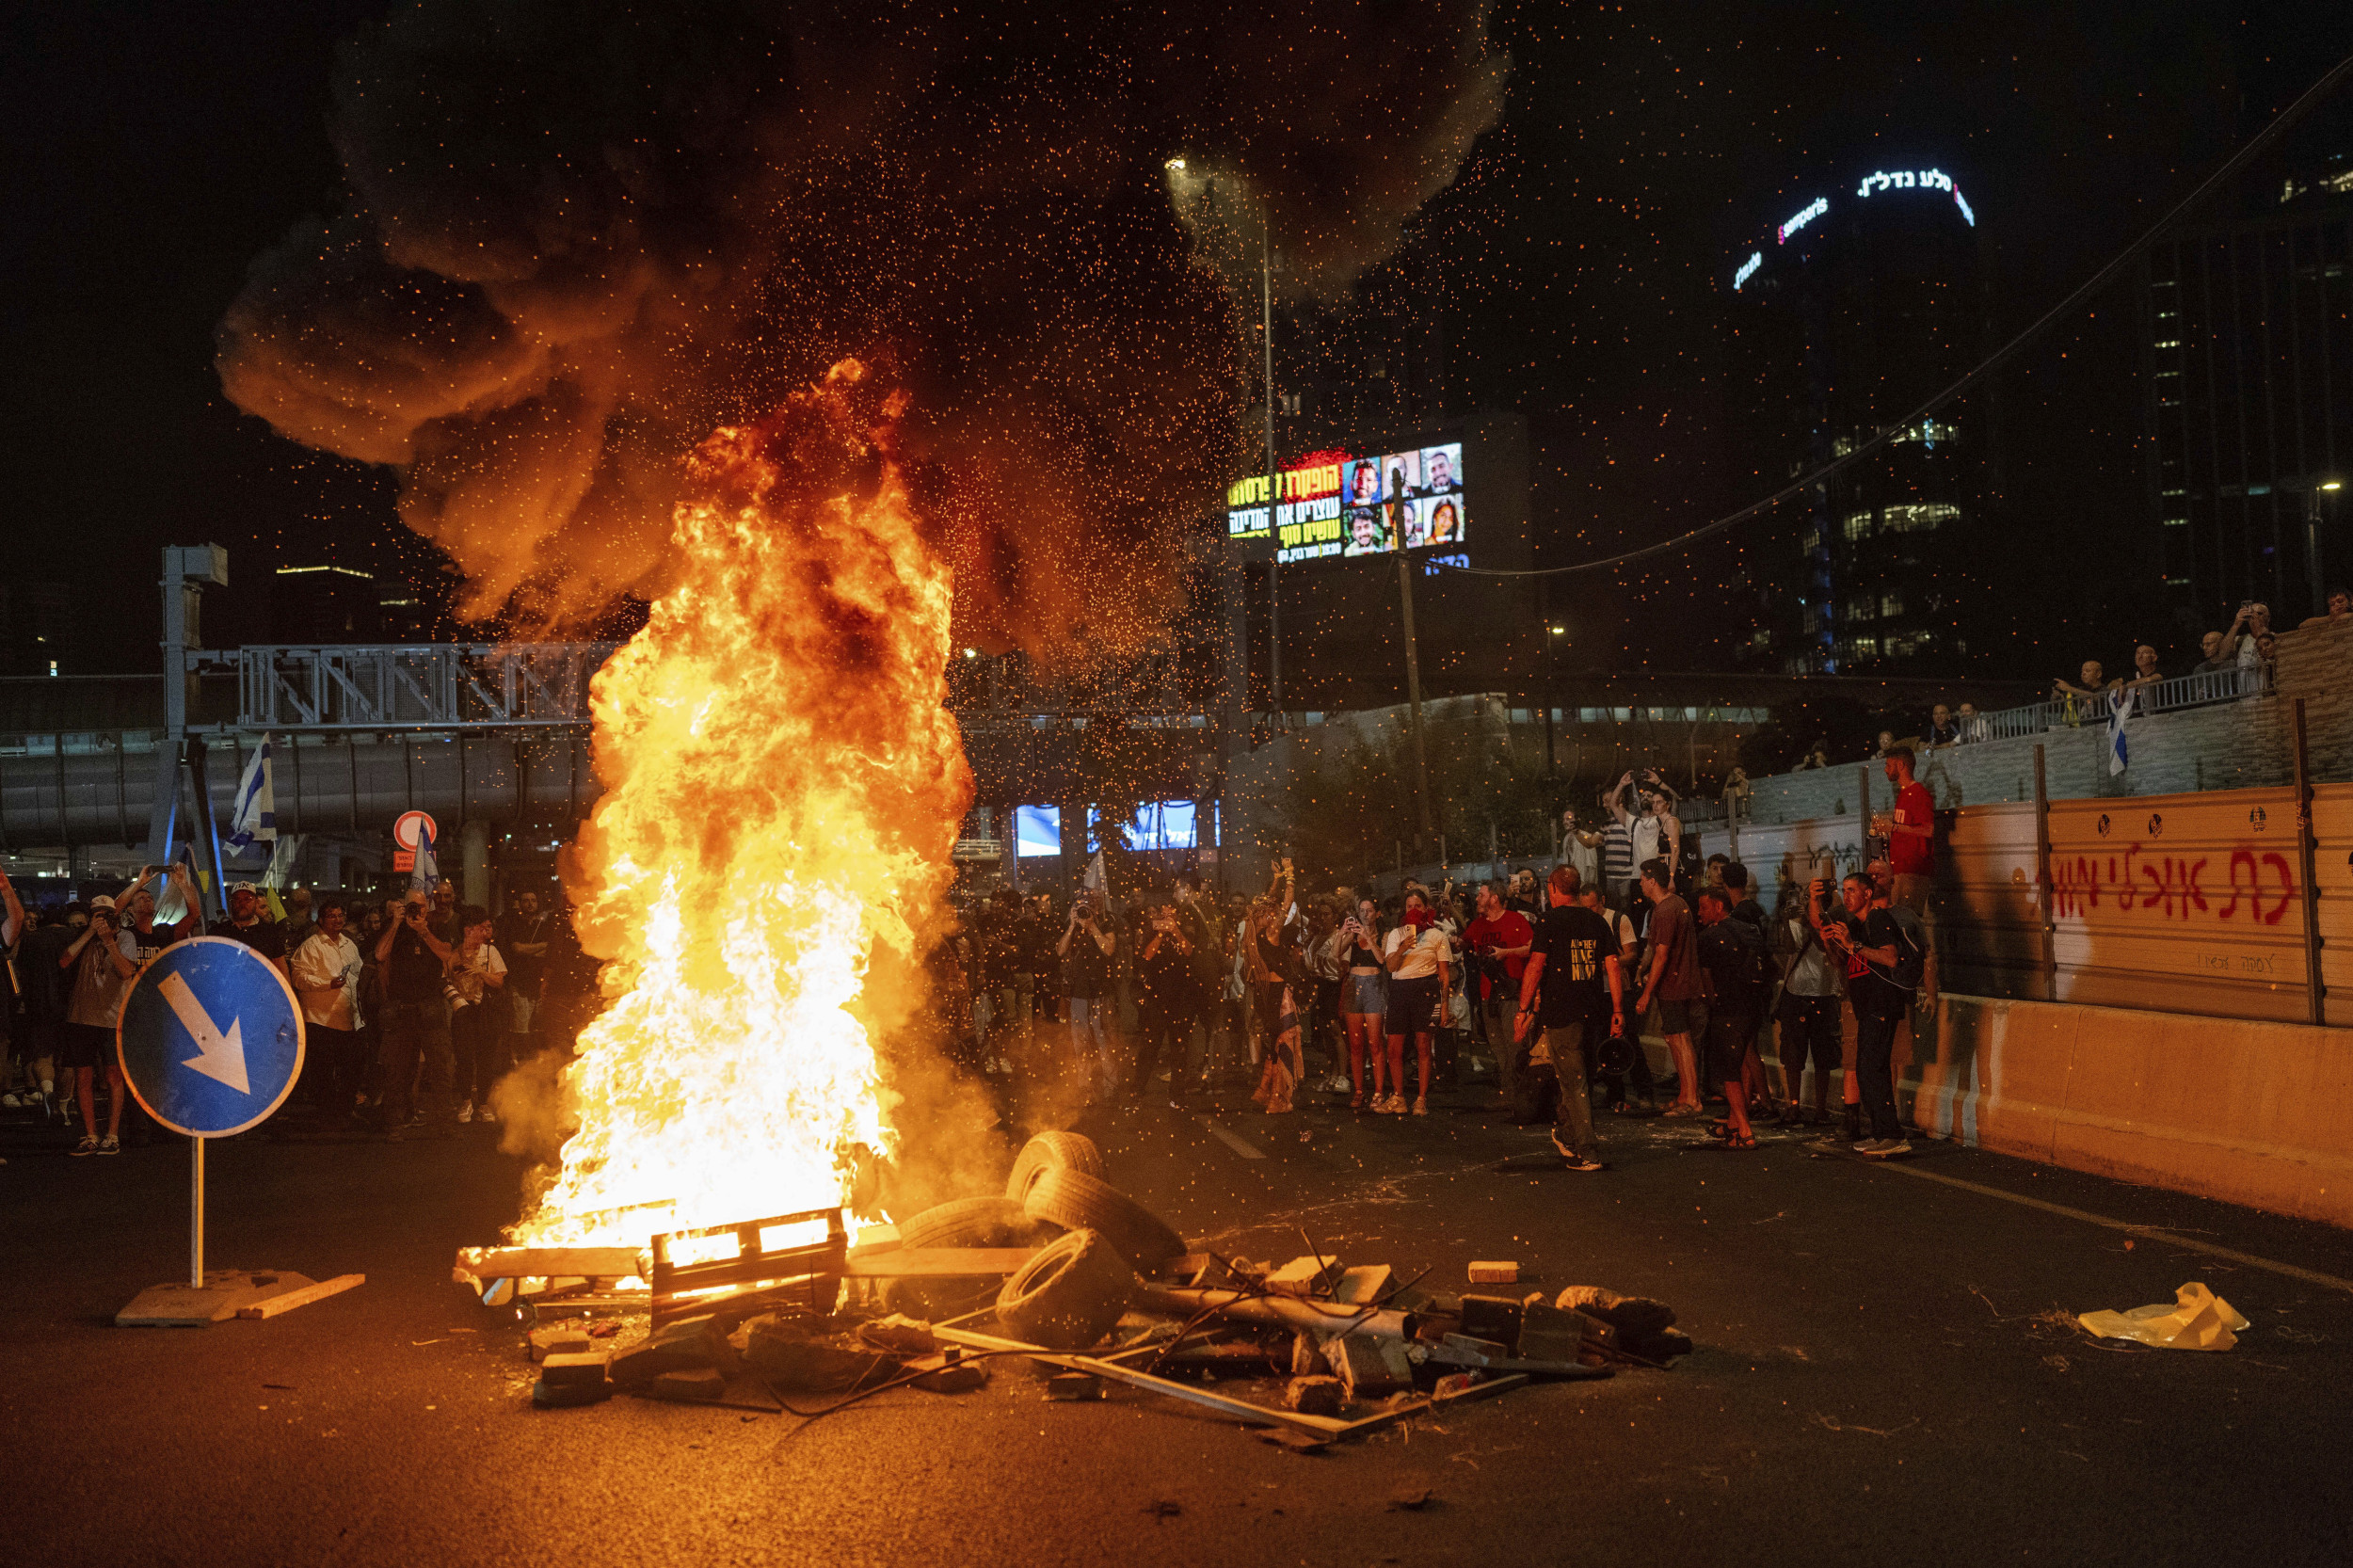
[1884,1162,2353,1295]
[1205,1123,1266,1160]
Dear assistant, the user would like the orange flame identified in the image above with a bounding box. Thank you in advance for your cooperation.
[508,361,970,1247]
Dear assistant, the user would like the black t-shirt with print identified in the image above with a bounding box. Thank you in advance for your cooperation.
[1529,904,1619,1028]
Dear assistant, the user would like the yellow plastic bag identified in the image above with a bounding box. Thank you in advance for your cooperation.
[2076,1282,2249,1351]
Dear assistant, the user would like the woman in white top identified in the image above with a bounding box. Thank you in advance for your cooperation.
[1379,889,1453,1116]
[444,904,507,1126]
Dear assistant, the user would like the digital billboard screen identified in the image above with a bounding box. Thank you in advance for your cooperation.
[1230,440,1465,565]
[1014,805,1062,858]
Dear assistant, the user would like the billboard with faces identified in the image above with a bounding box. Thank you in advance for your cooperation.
[1232,440,1465,564]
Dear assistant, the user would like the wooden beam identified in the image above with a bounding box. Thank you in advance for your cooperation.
[840,1246,1038,1278]
[452,1247,643,1286]
[237,1273,365,1320]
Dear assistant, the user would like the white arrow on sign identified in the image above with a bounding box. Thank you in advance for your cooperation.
[158,972,251,1095]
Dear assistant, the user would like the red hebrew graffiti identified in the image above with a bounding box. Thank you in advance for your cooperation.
[2052,841,2296,925]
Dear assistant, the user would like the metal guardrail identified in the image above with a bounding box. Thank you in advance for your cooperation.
[236,644,619,731]
[229,643,1213,735]
[1970,665,2272,744]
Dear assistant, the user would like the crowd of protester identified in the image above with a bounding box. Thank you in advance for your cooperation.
[1,745,1949,1168]
[926,745,1942,1164]
[0,869,595,1151]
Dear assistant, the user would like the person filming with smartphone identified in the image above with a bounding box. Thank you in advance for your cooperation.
[373,888,456,1139]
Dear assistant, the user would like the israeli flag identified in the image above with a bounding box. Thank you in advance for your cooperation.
[225,733,278,851]
[2106,686,2137,776]
[408,822,440,894]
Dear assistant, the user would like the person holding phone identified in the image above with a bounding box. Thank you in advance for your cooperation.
[1058,891,1116,1103]
[57,895,138,1156]
[373,888,456,1139]
[1129,901,1198,1106]
[1380,888,1451,1115]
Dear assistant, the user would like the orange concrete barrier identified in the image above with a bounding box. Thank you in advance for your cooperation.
[1905,994,2353,1228]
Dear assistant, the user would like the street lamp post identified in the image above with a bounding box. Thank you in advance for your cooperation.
[2309,480,2343,620]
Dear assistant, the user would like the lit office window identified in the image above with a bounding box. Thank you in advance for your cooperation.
[1881,503,1958,533]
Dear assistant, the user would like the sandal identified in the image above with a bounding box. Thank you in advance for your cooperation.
[1724,1129,1756,1149]
[1350,1091,1366,1112]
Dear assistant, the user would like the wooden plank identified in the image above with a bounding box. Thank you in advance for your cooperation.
[452,1247,643,1286]
[237,1273,364,1320]
[840,1246,1038,1278]
[117,1271,313,1327]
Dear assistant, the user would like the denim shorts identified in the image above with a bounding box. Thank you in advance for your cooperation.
[1345,969,1386,1016]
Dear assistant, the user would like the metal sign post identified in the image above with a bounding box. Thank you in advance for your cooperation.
[191,1135,205,1288]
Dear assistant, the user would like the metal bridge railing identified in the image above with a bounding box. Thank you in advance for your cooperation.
[1970,664,2272,744]
[236,644,620,731]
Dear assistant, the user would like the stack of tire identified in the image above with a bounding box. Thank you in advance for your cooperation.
[885,1131,1188,1352]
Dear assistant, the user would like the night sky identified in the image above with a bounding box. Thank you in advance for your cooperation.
[4,1,2346,680]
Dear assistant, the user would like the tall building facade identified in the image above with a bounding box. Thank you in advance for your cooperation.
[2140,173,2353,632]
[1726,162,1987,675]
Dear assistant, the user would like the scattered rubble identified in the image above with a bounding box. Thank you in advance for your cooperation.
[458,1129,1691,1437]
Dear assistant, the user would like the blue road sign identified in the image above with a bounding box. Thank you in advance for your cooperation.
[118,936,306,1138]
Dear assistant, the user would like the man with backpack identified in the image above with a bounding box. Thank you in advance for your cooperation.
[1814,870,1923,1157]
[1694,888,1767,1147]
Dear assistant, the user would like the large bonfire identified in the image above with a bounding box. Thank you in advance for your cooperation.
[508,362,970,1247]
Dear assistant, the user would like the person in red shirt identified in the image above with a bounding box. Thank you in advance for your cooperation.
[1465,881,1534,1108]
[1881,746,1935,912]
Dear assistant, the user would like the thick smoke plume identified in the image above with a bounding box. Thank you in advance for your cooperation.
[217,0,1505,650]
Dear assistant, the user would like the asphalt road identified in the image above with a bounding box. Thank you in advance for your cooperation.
[5,1079,2350,1568]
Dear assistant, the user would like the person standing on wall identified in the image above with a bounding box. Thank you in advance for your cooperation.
[1879,747,1934,914]
[1878,746,1940,1015]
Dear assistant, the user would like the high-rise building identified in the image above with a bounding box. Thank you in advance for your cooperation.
[1724,161,1987,675]
[2139,169,2353,631]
